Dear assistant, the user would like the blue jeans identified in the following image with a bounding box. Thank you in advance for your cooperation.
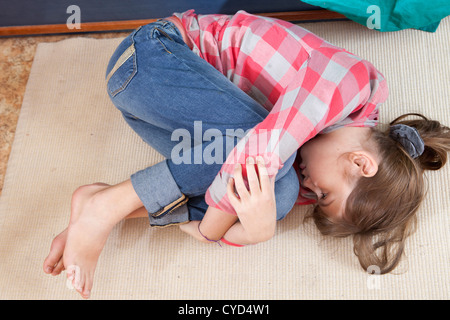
[105,20,299,226]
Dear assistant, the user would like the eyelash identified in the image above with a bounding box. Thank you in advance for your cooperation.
[320,193,327,200]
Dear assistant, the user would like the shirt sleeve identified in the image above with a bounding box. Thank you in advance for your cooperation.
[205,48,388,215]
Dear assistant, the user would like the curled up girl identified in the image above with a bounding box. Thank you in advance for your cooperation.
[43,10,450,299]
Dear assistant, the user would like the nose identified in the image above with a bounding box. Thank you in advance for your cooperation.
[300,171,310,186]
[303,175,312,188]
[300,172,315,192]
[301,169,307,178]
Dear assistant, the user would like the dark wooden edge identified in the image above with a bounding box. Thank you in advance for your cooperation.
[0,10,346,36]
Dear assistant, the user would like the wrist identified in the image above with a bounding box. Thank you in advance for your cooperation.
[198,222,222,246]
[221,237,245,247]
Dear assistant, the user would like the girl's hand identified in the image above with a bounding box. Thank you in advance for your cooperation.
[227,156,276,243]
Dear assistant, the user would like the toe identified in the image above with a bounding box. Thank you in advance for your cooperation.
[51,259,65,276]
[75,272,85,294]
[43,252,60,274]
[44,230,67,274]
[83,275,93,299]
[81,288,91,299]
[77,272,92,299]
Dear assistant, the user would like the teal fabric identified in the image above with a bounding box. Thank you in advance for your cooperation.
[301,0,450,32]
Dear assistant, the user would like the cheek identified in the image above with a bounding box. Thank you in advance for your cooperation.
[311,167,332,186]
[310,159,344,191]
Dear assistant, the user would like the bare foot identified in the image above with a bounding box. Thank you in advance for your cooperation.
[44,183,152,279]
[63,184,116,298]
[43,183,111,277]
[62,180,143,299]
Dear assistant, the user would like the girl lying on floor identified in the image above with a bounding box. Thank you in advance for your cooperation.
[43,10,450,299]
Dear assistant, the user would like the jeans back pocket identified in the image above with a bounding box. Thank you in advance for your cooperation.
[106,30,139,97]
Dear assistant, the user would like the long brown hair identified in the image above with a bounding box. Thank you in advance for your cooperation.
[309,113,450,274]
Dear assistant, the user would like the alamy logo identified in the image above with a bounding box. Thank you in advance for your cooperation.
[366,265,381,289]
[66,5,81,30]
[170,121,281,166]
[366,5,381,30]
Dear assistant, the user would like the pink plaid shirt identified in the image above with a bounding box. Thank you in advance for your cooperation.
[174,10,389,215]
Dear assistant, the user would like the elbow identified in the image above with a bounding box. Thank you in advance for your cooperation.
[246,227,275,244]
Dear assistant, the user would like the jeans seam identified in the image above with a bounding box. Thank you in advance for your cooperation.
[110,54,137,97]
[156,38,172,54]
[153,27,175,54]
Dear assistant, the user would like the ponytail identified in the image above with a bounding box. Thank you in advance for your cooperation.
[390,113,450,171]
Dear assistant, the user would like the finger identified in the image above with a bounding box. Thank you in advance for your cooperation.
[226,177,240,207]
[245,157,261,194]
[233,163,250,199]
[256,156,271,193]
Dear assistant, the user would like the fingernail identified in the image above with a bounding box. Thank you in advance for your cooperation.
[256,156,264,164]
[246,157,254,164]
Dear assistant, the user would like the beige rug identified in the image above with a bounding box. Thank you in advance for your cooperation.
[0,18,449,300]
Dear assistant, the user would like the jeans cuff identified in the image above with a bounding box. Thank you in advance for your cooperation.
[131,160,189,227]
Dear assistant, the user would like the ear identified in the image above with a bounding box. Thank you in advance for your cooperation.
[348,151,379,178]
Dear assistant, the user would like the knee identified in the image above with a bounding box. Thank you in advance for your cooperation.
[274,167,300,221]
